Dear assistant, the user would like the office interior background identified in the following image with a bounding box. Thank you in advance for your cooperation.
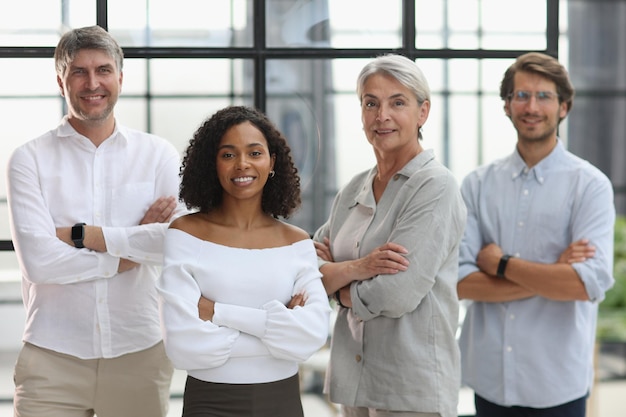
[0,0,625,415]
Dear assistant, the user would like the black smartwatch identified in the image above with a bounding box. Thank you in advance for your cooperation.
[71,223,86,248]
[496,254,512,278]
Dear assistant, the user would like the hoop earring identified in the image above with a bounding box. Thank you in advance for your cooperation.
[269,170,275,178]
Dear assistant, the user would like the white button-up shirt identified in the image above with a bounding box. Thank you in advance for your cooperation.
[7,116,185,359]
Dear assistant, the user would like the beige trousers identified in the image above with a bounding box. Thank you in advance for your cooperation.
[13,342,174,417]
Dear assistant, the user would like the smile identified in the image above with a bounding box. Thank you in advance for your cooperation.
[82,95,106,101]
[232,176,254,183]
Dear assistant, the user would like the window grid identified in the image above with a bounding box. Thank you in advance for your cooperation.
[0,0,561,250]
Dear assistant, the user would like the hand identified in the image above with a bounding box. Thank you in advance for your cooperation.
[353,242,409,281]
[476,243,504,277]
[558,239,596,264]
[118,258,139,272]
[140,196,177,225]
[56,227,72,246]
[287,292,307,309]
[198,296,215,321]
[314,237,334,262]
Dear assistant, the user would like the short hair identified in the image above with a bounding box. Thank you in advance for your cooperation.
[356,54,431,138]
[179,106,301,218]
[500,52,575,113]
[54,25,124,77]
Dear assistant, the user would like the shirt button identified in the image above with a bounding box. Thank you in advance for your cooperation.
[393,174,400,181]
[523,189,529,195]
[355,241,359,248]
[507,346,513,352]
[510,314,515,320]
[355,354,362,362]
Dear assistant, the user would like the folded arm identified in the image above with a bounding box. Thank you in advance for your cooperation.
[458,240,593,302]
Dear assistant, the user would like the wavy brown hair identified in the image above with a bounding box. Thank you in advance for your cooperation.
[179,106,301,218]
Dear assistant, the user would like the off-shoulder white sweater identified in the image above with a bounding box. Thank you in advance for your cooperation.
[157,228,331,384]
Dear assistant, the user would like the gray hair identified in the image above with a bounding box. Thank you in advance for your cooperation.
[54,25,124,77]
[356,54,431,105]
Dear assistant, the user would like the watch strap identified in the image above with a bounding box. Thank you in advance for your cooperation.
[72,222,86,248]
[496,254,512,278]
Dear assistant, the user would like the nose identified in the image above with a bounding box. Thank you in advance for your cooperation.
[235,155,250,169]
[525,95,541,110]
[376,103,390,121]
[85,72,100,90]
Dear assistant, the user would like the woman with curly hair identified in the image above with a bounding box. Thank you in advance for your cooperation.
[157,105,331,417]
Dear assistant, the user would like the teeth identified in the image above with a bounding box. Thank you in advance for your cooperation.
[233,177,253,183]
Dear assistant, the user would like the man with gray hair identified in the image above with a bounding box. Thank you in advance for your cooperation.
[7,25,184,417]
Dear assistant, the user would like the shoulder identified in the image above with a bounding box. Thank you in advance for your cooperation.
[276,221,311,244]
[562,150,610,180]
[8,130,59,168]
[119,125,177,152]
[169,212,206,233]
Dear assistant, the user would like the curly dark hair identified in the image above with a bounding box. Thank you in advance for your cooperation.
[179,105,301,218]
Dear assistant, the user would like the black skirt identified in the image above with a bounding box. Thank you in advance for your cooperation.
[182,373,304,417]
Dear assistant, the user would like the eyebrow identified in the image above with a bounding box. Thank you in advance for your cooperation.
[69,63,116,71]
[218,142,266,150]
[362,92,409,100]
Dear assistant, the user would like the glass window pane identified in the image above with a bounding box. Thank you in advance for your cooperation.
[267,0,330,47]
[151,98,252,155]
[481,94,517,164]
[0,0,96,46]
[480,0,547,49]
[108,0,252,47]
[119,59,148,96]
[0,251,20,279]
[265,59,332,231]
[416,0,547,50]
[149,59,248,95]
[115,98,148,134]
[449,94,479,181]
[267,0,401,48]
[0,99,63,241]
[481,59,515,94]
[0,59,57,95]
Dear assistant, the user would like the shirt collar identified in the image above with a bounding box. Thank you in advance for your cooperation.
[509,139,565,185]
[57,115,127,145]
[354,149,436,207]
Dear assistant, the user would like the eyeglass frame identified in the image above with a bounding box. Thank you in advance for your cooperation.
[507,90,561,104]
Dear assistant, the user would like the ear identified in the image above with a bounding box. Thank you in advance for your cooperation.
[270,153,276,171]
[558,100,568,120]
[118,70,124,92]
[57,75,65,97]
[418,99,431,126]
[503,100,512,118]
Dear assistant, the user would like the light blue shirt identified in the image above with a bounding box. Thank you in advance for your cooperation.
[458,140,615,408]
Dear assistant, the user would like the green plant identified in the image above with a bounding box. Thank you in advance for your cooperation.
[597,216,626,341]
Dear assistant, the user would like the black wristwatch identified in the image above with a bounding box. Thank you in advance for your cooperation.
[71,223,86,248]
[496,254,512,278]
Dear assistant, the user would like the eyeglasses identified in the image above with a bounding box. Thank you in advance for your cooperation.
[508,90,560,104]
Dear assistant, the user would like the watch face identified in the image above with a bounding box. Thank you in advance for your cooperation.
[71,224,84,240]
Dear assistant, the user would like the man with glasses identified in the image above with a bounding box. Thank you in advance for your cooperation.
[457,52,615,416]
